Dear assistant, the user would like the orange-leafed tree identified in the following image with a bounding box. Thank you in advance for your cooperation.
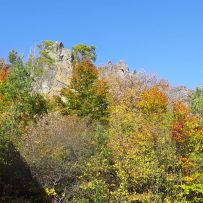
[0,60,9,81]
[171,101,202,155]
[0,69,8,81]
[61,58,109,123]
[171,101,203,201]
[137,86,168,114]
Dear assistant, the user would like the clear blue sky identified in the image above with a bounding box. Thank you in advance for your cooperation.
[0,0,203,88]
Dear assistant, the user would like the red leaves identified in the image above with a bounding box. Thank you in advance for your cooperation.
[172,102,190,143]
[171,101,200,144]
[172,121,186,143]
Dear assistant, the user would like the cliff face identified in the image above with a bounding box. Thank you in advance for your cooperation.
[33,42,72,96]
[167,86,193,105]
[99,60,130,78]
[34,42,132,96]
[33,42,192,104]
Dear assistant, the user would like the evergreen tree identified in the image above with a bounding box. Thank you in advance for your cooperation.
[71,44,96,63]
[8,49,23,65]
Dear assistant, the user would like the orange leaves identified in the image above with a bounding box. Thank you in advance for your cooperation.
[171,101,200,145]
[180,156,191,169]
[137,86,168,114]
[61,58,109,122]
[71,58,98,90]
[0,60,9,81]
[173,101,190,119]
[172,121,186,143]
[171,100,203,180]
[172,102,188,144]
[93,80,108,96]
[0,68,8,81]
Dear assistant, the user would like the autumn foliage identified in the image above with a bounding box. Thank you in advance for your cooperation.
[0,44,202,202]
[137,86,168,114]
[61,58,109,123]
[0,60,9,81]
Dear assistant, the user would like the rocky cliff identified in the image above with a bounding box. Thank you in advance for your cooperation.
[33,41,192,104]
[33,42,72,96]
[33,42,132,96]
[99,60,130,78]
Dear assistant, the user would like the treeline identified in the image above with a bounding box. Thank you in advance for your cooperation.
[0,41,202,202]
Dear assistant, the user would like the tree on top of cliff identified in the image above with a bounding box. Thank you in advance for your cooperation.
[71,44,96,64]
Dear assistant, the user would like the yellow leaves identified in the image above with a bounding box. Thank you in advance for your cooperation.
[137,86,168,114]
[183,176,195,183]
[45,187,58,197]
[93,80,108,96]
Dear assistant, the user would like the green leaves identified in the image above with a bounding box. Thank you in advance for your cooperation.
[8,49,23,65]
[191,87,203,126]
[0,62,48,122]
[181,184,203,202]
[1,41,202,202]
[61,59,109,123]
[71,44,96,63]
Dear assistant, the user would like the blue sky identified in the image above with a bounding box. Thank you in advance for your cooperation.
[0,0,203,88]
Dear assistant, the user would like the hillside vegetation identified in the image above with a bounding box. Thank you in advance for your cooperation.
[0,41,202,203]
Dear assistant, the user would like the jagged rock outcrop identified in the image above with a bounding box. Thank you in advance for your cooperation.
[34,44,132,96]
[33,43,192,104]
[99,60,138,89]
[167,86,193,105]
[99,60,130,79]
[33,42,72,96]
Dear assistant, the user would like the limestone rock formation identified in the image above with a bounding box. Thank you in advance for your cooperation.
[99,60,130,79]
[167,86,193,105]
[33,42,72,96]
[32,43,192,105]
[34,47,132,96]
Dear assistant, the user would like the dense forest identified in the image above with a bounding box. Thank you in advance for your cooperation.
[0,41,202,203]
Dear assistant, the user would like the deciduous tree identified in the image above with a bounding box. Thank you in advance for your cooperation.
[61,58,109,123]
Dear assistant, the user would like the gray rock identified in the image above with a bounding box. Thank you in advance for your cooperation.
[33,42,72,96]
[167,86,193,105]
[99,60,130,79]
[32,44,192,105]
